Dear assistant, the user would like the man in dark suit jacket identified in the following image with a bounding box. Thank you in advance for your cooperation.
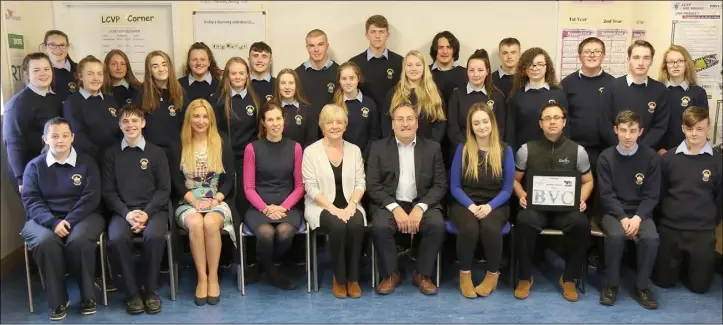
[366,103,448,295]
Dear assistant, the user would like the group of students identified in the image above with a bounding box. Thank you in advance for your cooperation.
[2,13,721,321]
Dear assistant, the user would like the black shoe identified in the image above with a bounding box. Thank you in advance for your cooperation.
[634,287,659,309]
[207,295,220,305]
[143,291,162,314]
[194,296,207,306]
[599,285,618,306]
[96,276,117,292]
[267,268,298,290]
[49,301,69,321]
[245,263,260,283]
[79,299,96,315]
[125,295,145,314]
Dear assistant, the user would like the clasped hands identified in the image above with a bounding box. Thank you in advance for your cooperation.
[264,204,288,220]
[126,210,149,233]
[329,202,358,223]
[392,206,423,234]
[467,204,493,219]
[619,215,642,240]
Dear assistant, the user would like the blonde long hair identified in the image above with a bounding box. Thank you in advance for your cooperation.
[180,99,225,173]
[389,50,445,122]
[462,103,503,180]
[658,44,698,85]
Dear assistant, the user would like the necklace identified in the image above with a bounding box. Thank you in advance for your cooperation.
[324,140,343,166]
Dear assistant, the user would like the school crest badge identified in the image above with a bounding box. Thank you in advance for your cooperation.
[168,105,176,116]
[125,98,132,105]
[487,100,495,110]
[702,169,711,182]
[68,82,77,93]
[295,114,303,125]
[108,107,117,117]
[548,99,557,104]
[327,82,335,94]
[599,87,604,94]
[386,68,394,80]
[361,107,369,118]
[140,158,149,170]
[246,105,255,116]
[265,94,273,102]
[647,101,656,113]
[71,174,82,186]
[680,96,690,107]
[635,173,644,185]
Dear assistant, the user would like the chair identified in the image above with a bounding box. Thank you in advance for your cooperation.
[23,232,108,313]
[238,220,311,295]
[441,220,515,286]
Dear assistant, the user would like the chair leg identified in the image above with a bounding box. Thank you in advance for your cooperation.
[239,225,246,296]
[312,232,318,292]
[508,228,515,287]
[370,242,376,288]
[166,234,176,301]
[436,252,441,287]
[306,226,311,293]
[99,233,108,306]
[24,243,34,313]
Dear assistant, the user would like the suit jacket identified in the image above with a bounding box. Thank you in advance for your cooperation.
[302,139,367,230]
[366,136,448,212]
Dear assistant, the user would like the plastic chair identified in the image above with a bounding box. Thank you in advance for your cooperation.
[442,220,514,286]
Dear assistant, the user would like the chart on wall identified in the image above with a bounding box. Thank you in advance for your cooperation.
[53,2,174,80]
[193,10,266,68]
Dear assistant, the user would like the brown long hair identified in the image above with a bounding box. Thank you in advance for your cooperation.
[462,103,503,180]
[183,42,222,80]
[658,44,698,86]
[102,49,142,94]
[509,47,559,101]
[141,51,184,113]
[390,50,445,122]
[180,99,224,173]
[218,57,260,133]
[332,61,364,113]
[273,68,309,106]
[466,49,499,97]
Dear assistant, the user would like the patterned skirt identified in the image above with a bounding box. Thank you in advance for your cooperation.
[176,202,236,247]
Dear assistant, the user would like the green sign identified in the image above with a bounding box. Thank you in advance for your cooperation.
[8,34,24,50]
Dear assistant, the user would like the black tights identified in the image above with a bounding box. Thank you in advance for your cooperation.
[450,203,509,272]
[255,223,296,271]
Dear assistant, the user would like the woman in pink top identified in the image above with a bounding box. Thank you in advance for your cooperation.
[243,102,304,290]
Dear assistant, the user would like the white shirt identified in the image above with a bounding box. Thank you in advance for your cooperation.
[79,87,104,100]
[626,74,649,87]
[188,71,212,85]
[231,87,248,99]
[431,61,460,71]
[385,137,428,213]
[665,79,690,91]
[27,83,54,97]
[46,147,78,167]
[524,82,550,92]
[466,83,487,95]
[675,141,714,156]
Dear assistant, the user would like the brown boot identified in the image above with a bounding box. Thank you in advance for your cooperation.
[332,276,347,299]
[376,272,401,295]
[474,271,500,297]
[514,277,534,300]
[347,281,361,298]
[459,271,477,298]
[559,276,579,302]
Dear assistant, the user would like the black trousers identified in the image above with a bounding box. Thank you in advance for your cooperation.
[600,214,659,288]
[371,202,445,278]
[107,213,168,298]
[515,209,590,282]
[652,225,717,293]
[449,203,510,272]
[20,213,105,309]
[318,210,365,283]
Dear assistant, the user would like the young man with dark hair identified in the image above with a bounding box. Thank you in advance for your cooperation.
[493,37,520,98]
[653,106,722,294]
[596,110,660,309]
[600,40,669,150]
[295,29,339,112]
[349,14,403,108]
[428,31,467,102]
[103,104,171,314]
[248,41,276,103]
[512,103,593,302]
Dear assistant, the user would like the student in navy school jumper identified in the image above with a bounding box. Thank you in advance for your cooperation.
[179,42,221,103]
[295,29,339,112]
[2,52,62,195]
[653,106,722,294]
[42,30,77,103]
[381,50,447,144]
[505,47,569,151]
[103,49,142,107]
[429,31,467,103]
[174,99,235,306]
[248,42,276,103]
[493,38,521,99]
[449,103,514,299]
[243,102,305,290]
[133,50,188,196]
[600,40,669,150]
[272,68,319,148]
[102,104,170,315]
[561,37,615,170]
[596,110,660,309]
[448,49,507,155]
[331,61,381,160]
[349,14,404,108]
[63,55,123,162]
[20,117,103,321]
[657,44,709,155]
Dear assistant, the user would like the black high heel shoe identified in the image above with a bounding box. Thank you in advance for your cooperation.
[207,296,220,305]
[194,296,207,306]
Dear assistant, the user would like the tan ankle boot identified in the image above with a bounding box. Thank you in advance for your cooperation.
[514,277,534,300]
[332,276,347,298]
[459,271,477,298]
[474,272,500,297]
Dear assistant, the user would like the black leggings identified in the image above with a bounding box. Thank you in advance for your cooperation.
[318,210,365,283]
[255,223,296,271]
[450,203,510,272]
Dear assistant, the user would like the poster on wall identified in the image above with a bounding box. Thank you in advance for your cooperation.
[192,10,266,68]
[4,5,26,95]
[560,28,629,78]
[631,29,647,41]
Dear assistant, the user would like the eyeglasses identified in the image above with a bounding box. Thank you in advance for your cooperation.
[582,50,603,57]
[393,117,417,124]
[540,115,565,122]
[45,43,68,50]
[528,63,547,70]
[666,59,685,67]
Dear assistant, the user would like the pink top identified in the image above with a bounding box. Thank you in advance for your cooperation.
[243,141,304,212]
